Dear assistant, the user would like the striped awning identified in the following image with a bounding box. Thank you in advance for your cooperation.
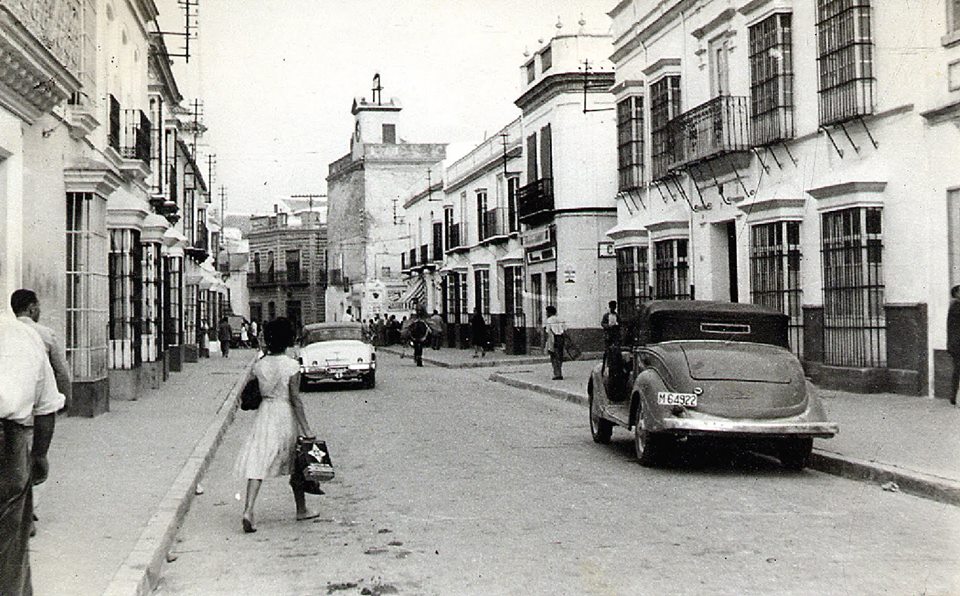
[398,278,426,310]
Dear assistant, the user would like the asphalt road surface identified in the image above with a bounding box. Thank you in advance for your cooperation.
[157,353,960,595]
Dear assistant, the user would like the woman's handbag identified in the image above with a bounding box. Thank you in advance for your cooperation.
[239,378,261,411]
[296,437,334,495]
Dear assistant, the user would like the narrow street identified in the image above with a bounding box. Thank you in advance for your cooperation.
[156,354,960,595]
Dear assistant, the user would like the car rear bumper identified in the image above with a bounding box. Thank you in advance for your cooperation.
[660,417,838,438]
[302,368,372,383]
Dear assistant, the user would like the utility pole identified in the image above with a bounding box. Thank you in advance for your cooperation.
[499,131,509,176]
[289,194,325,217]
[206,154,216,191]
[218,186,227,270]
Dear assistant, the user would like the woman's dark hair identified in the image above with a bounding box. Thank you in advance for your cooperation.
[263,317,295,354]
[546,305,557,316]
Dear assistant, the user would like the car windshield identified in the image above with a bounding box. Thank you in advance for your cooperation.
[303,327,363,345]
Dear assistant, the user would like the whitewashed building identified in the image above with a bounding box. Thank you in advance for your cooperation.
[607,0,960,396]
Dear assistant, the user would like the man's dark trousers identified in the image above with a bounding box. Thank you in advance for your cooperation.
[413,341,424,367]
[0,420,34,596]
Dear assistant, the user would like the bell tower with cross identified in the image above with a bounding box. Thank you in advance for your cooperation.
[350,72,403,153]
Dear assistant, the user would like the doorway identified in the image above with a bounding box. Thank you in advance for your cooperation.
[726,221,739,302]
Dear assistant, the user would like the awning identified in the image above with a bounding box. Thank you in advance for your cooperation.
[396,278,426,311]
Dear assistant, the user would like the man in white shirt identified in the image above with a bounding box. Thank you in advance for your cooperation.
[0,314,65,595]
[11,290,72,413]
[544,305,567,380]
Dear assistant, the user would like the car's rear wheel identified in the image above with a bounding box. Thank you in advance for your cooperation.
[634,420,668,467]
[778,438,813,471]
[363,371,376,389]
[588,384,612,444]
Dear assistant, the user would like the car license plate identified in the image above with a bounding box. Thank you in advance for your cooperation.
[657,391,698,407]
[334,371,343,379]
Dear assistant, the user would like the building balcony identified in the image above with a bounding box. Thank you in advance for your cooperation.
[480,207,509,243]
[247,269,310,289]
[446,223,468,253]
[111,101,151,181]
[419,244,432,269]
[653,96,750,180]
[517,178,554,225]
[284,268,310,287]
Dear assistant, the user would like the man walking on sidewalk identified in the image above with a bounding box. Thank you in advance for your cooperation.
[544,305,567,380]
[218,317,232,358]
[11,290,72,409]
[0,315,64,595]
[948,285,960,405]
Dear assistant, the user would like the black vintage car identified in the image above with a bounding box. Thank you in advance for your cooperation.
[587,301,838,469]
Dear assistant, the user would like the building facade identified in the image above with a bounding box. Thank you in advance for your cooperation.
[325,88,446,322]
[514,26,619,352]
[248,209,327,330]
[0,0,218,415]
[607,0,960,396]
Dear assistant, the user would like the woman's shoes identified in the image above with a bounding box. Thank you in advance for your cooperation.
[296,510,320,521]
[242,515,256,533]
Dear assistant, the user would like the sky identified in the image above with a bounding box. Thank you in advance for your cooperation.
[159,0,614,215]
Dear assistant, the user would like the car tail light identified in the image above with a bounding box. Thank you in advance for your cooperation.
[371,353,376,361]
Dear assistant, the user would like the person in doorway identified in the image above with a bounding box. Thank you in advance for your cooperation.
[429,310,444,350]
[601,300,621,348]
[948,285,960,405]
[234,318,317,533]
[343,306,355,322]
[470,306,488,358]
[218,317,232,357]
[544,305,567,380]
[0,314,64,595]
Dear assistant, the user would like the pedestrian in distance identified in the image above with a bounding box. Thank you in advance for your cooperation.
[240,322,249,348]
[11,289,72,538]
[249,320,259,349]
[470,306,488,358]
[948,285,960,405]
[601,300,621,348]
[343,306,355,322]
[401,306,431,367]
[0,313,65,595]
[429,310,444,350]
[235,318,318,533]
[544,305,567,380]
[217,317,232,357]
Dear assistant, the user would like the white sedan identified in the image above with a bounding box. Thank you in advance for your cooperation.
[297,322,376,389]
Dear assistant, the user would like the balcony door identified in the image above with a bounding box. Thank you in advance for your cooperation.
[710,37,730,97]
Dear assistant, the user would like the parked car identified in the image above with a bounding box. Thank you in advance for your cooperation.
[587,301,838,470]
[297,322,376,389]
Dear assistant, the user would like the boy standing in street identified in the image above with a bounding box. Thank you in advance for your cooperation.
[601,300,620,348]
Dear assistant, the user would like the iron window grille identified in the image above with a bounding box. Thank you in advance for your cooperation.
[650,76,682,181]
[654,238,690,299]
[503,265,524,319]
[184,285,197,347]
[749,12,795,145]
[617,96,645,191]
[458,273,470,326]
[66,192,109,381]
[165,255,183,347]
[286,250,301,282]
[821,207,885,367]
[750,221,804,357]
[444,207,454,250]
[474,269,491,323]
[816,0,875,126]
[616,246,651,325]
[141,242,162,363]
[108,228,142,370]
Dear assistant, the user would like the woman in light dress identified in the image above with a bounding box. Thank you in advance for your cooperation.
[235,318,317,533]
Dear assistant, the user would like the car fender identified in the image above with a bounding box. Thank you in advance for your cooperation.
[588,364,607,405]
[631,368,669,431]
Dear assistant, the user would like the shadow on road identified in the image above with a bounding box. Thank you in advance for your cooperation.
[601,435,796,476]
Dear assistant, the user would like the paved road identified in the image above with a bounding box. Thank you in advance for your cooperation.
[157,353,960,595]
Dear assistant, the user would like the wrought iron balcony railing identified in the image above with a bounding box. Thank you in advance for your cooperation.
[121,109,151,162]
[653,96,750,180]
[108,94,121,153]
[517,178,554,224]
[481,208,507,242]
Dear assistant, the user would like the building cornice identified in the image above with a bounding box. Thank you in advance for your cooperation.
[610,0,697,64]
[690,8,736,40]
[610,79,645,101]
[646,219,689,239]
[807,181,887,200]
[515,72,615,113]
[444,146,522,195]
[0,7,81,123]
[64,164,123,197]
[642,57,681,77]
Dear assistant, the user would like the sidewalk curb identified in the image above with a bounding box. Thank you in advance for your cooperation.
[102,356,256,596]
[488,372,960,508]
[381,347,600,369]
